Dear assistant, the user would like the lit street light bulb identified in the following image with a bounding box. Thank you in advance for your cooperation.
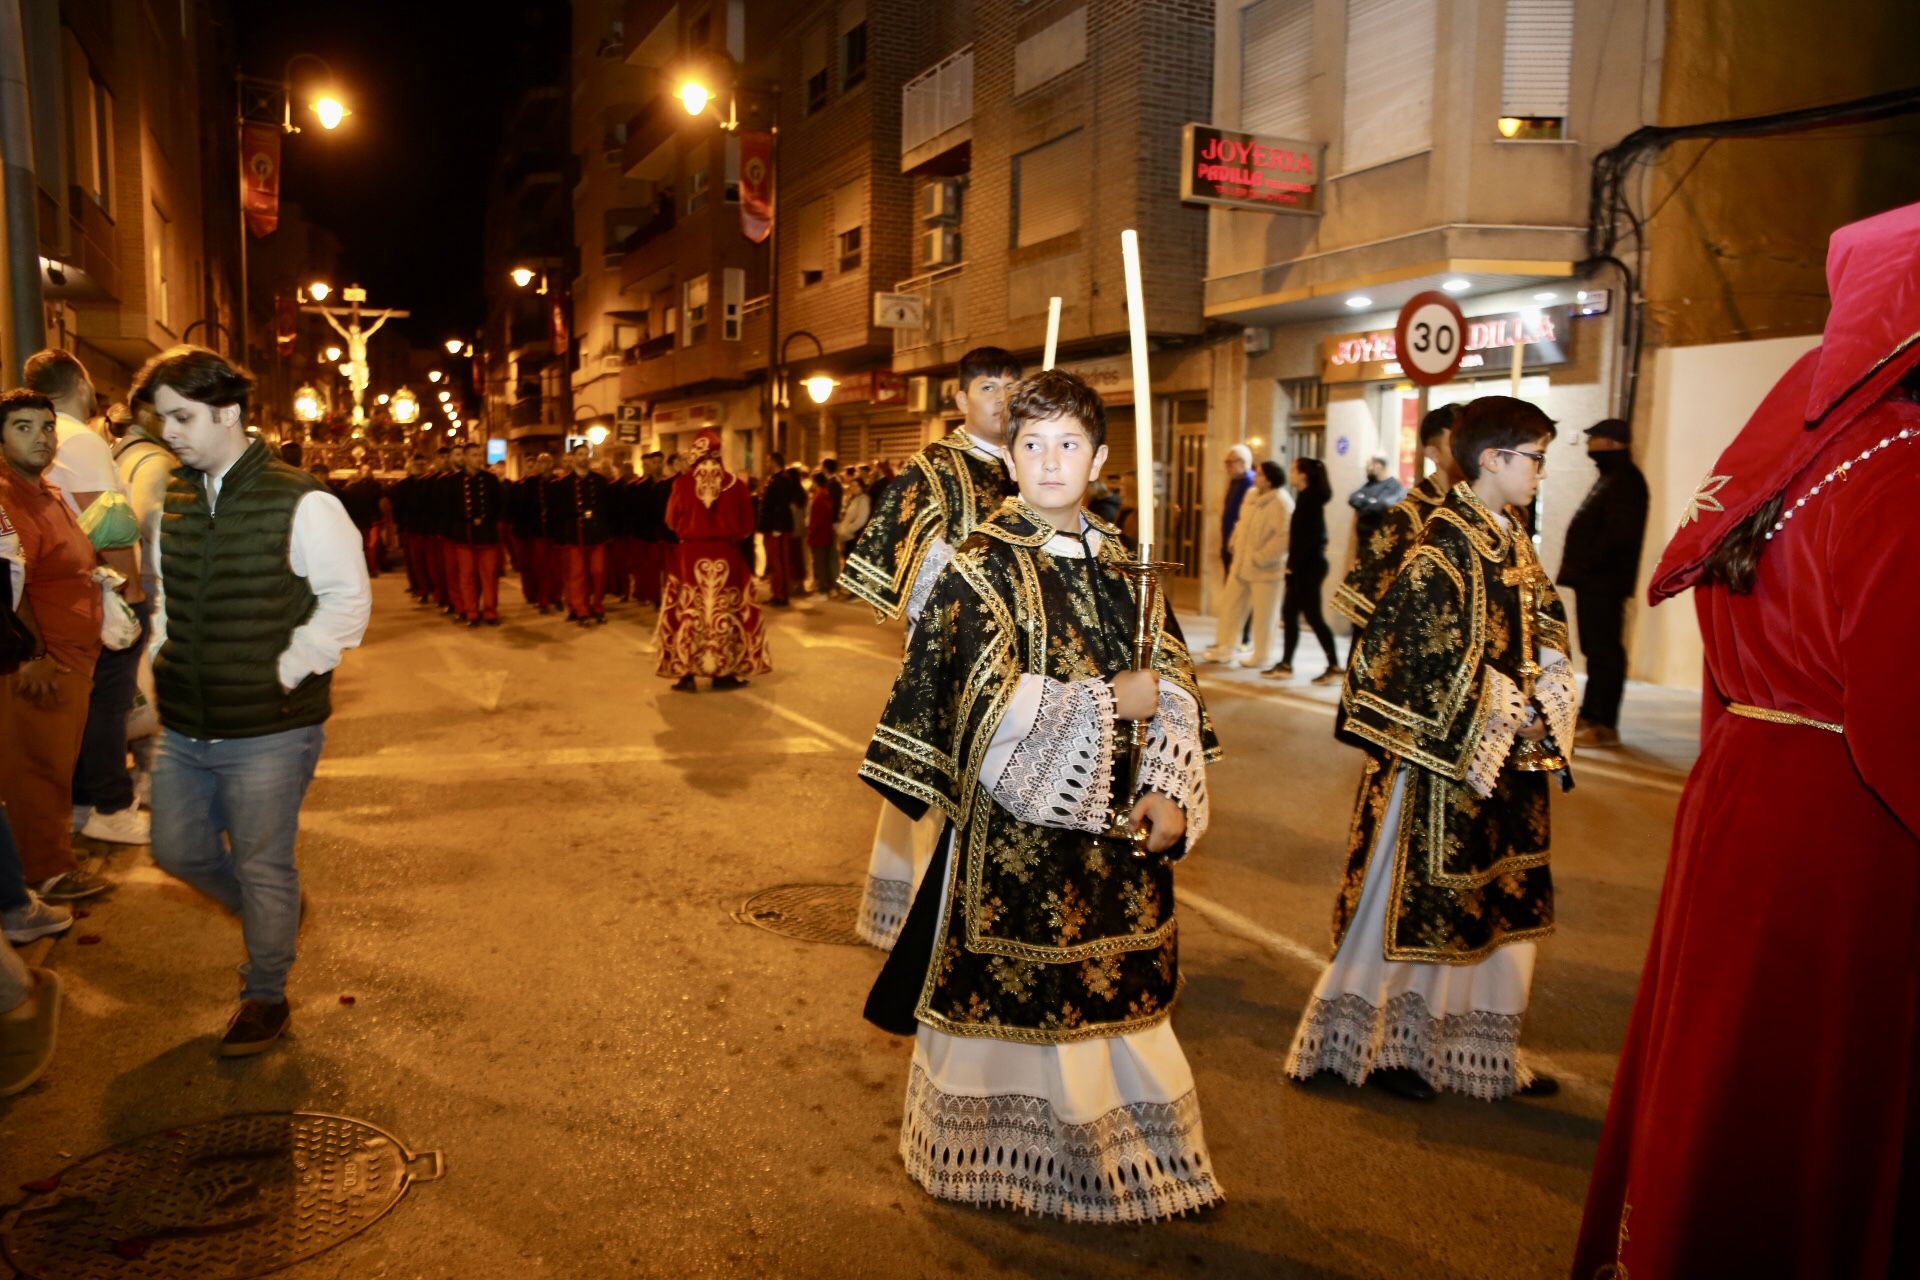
[510,267,535,289]
[438,390,452,403]
[390,388,419,424]
[429,371,443,383]
[314,97,349,130]
[324,345,343,363]
[586,424,610,446]
[804,375,837,405]
[444,338,464,355]
[293,385,323,422]
[376,393,390,406]
[308,281,331,302]
[677,82,712,117]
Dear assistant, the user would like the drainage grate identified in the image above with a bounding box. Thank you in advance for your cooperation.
[734,883,867,946]
[1,1112,442,1280]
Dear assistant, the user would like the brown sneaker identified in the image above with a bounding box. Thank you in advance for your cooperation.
[219,999,291,1058]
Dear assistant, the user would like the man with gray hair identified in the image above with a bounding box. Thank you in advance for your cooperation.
[1217,442,1257,651]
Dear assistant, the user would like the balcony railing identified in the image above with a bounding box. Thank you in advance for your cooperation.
[626,333,675,363]
[891,263,967,357]
[901,47,974,157]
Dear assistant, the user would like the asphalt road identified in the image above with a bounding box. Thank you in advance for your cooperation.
[0,575,1692,1279]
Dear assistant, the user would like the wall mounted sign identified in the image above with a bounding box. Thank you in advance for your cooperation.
[1180,123,1323,216]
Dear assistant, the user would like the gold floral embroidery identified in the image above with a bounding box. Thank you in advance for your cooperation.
[1681,474,1732,526]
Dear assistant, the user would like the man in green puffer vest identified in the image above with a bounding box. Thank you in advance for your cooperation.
[138,347,371,1058]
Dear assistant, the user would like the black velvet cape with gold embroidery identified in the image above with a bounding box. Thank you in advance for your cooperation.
[1334,485,1569,964]
[859,503,1219,1045]
[1333,471,1449,629]
[839,428,1015,620]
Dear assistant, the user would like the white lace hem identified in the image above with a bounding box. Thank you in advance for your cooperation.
[1284,990,1535,1101]
[858,875,911,950]
[859,805,944,950]
[1467,666,1530,798]
[1535,648,1577,753]
[1135,684,1210,845]
[900,1064,1223,1223]
[988,677,1117,833]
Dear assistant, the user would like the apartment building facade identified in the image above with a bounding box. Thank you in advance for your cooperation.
[3,0,241,394]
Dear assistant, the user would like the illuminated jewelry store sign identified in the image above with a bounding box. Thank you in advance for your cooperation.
[1320,307,1572,384]
[1180,123,1324,216]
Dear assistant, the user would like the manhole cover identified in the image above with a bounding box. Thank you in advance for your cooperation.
[1,1111,442,1279]
[734,883,866,946]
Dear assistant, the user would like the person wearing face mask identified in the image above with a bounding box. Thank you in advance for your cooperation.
[1554,419,1648,749]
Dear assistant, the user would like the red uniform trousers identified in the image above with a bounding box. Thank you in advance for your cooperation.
[360,523,383,578]
[450,544,502,621]
[563,543,608,619]
[426,535,452,607]
[401,532,430,597]
[764,532,794,602]
[606,537,632,601]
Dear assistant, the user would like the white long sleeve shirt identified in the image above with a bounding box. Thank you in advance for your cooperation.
[150,453,372,698]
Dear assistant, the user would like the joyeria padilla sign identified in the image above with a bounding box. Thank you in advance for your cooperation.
[1180,123,1323,216]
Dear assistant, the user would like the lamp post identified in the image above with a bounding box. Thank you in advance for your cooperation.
[236,54,350,366]
[779,329,826,461]
[510,265,570,445]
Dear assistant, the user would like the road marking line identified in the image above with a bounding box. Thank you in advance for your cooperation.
[1202,678,1687,796]
[732,691,873,754]
[1178,885,1607,1105]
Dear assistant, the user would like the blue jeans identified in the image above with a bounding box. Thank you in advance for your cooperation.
[150,725,325,1003]
[0,805,29,912]
[73,600,151,814]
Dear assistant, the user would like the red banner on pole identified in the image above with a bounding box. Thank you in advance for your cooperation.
[551,299,569,355]
[739,131,773,244]
[241,123,281,238]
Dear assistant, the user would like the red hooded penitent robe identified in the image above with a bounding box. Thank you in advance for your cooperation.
[1574,203,1920,1278]
[655,463,771,679]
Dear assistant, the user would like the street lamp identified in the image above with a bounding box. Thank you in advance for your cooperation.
[510,267,536,289]
[390,387,419,425]
[314,96,349,131]
[293,384,323,422]
[429,371,443,383]
[437,390,452,403]
[586,423,610,447]
[804,375,836,405]
[324,344,343,363]
[375,393,389,406]
[444,338,464,355]
[307,281,331,302]
[677,82,713,118]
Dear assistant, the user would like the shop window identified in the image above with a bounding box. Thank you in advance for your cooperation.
[1499,0,1572,139]
[1280,377,1325,464]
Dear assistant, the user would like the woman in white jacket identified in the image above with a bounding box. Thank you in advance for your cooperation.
[1204,459,1292,668]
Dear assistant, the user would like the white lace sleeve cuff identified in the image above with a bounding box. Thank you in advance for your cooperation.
[1535,647,1577,755]
[904,537,955,630]
[1135,683,1210,846]
[984,676,1118,833]
[1466,666,1530,799]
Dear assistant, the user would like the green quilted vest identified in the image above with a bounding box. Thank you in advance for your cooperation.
[155,440,330,738]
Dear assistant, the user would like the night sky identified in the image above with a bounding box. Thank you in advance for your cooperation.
[234,0,569,350]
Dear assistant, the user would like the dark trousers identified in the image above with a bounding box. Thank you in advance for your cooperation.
[401,532,430,596]
[73,599,151,816]
[1576,590,1629,729]
[1281,561,1338,668]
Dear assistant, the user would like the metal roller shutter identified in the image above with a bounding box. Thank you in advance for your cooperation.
[1341,0,1436,172]
[1241,0,1314,139]
[1501,0,1574,120]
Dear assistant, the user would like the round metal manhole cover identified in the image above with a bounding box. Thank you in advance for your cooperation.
[1,1111,442,1279]
[734,883,866,946]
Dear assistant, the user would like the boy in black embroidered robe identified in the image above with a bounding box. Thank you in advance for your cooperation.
[839,347,1021,950]
[1288,396,1576,1102]
[1332,402,1462,632]
[860,369,1223,1223]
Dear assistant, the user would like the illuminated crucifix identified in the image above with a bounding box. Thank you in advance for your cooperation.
[301,285,410,425]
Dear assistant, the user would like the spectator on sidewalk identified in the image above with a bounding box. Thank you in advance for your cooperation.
[0,390,109,903]
[1556,418,1649,748]
[111,396,176,810]
[1268,456,1344,683]
[807,472,839,597]
[1347,455,1406,543]
[1220,442,1256,645]
[141,347,371,1057]
[834,475,872,565]
[1203,459,1292,669]
[758,451,801,607]
[23,350,148,848]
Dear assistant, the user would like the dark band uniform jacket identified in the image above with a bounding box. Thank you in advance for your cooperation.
[1332,471,1449,629]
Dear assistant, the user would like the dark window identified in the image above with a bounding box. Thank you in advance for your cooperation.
[837,225,862,274]
[806,69,829,114]
[842,22,868,89]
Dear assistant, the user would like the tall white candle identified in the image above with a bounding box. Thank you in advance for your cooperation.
[1042,296,1062,370]
[1119,230,1155,550]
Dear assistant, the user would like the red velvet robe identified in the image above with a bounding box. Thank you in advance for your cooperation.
[655,464,771,679]
[1575,202,1920,1279]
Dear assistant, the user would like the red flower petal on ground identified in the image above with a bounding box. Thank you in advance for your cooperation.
[339,995,356,1005]
[76,935,102,945]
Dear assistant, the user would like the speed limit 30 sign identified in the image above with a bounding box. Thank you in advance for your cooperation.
[1393,291,1466,386]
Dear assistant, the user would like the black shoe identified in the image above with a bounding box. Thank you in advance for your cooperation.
[671,675,697,692]
[1367,1067,1437,1101]
[769,598,790,607]
[536,604,552,615]
[1516,1073,1559,1098]
[465,618,480,628]
[219,999,291,1058]
[1262,662,1294,679]
[483,617,501,626]
[1312,666,1347,686]
[711,675,748,690]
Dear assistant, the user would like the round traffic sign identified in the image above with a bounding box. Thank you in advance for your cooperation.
[1393,291,1466,386]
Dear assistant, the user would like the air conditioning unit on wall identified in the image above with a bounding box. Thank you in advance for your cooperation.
[920,179,961,224]
[922,228,961,267]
